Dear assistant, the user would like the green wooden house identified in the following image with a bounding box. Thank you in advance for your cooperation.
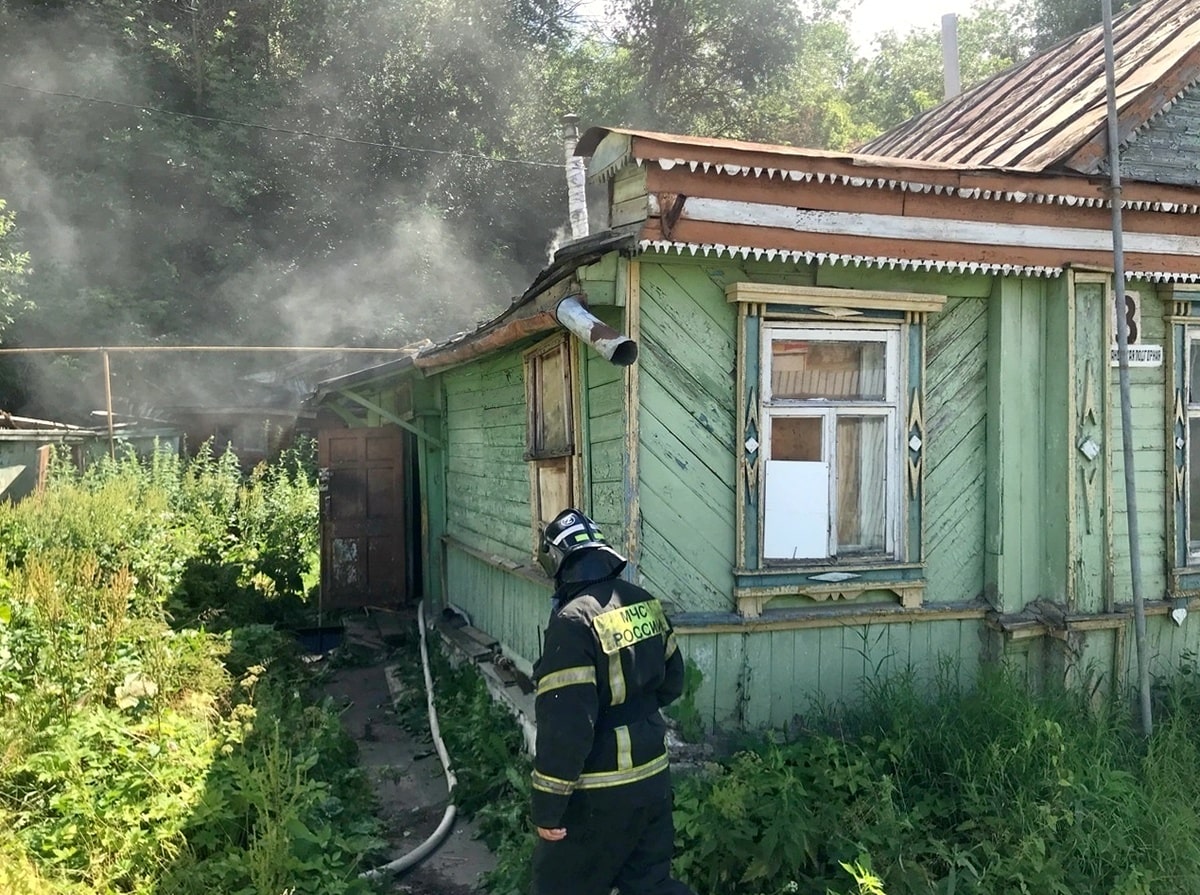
[315,0,1200,731]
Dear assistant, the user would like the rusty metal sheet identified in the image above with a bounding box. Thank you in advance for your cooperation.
[862,0,1200,175]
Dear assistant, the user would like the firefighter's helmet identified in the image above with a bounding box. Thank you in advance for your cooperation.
[538,508,626,579]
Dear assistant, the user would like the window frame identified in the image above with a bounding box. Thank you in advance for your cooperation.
[727,282,946,617]
[524,334,583,560]
[1187,329,1200,563]
[1169,294,1200,593]
[760,323,903,563]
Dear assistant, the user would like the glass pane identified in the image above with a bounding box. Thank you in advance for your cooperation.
[536,348,570,454]
[1190,341,1200,405]
[836,416,888,553]
[771,417,822,461]
[771,339,887,400]
[1191,418,1200,549]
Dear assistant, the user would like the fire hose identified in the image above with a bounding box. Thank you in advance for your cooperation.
[361,600,459,880]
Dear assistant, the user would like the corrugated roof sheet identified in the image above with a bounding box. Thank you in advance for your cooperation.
[861,0,1200,174]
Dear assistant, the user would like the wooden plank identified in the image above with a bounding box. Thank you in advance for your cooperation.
[612,165,648,205]
[589,408,624,444]
[712,630,745,728]
[638,520,733,614]
[590,438,627,487]
[814,625,845,702]
[681,633,718,731]
[742,632,773,729]
[882,622,914,682]
[639,321,736,440]
[768,629,797,729]
[926,299,988,387]
[639,362,735,468]
[586,352,623,388]
[612,195,648,227]
[639,456,735,578]
[639,409,736,517]
[643,263,738,354]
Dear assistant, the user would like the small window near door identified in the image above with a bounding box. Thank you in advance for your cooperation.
[525,335,580,552]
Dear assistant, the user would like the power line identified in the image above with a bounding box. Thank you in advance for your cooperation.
[0,80,565,170]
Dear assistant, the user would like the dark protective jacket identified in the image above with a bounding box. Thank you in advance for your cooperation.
[531,577,685,829]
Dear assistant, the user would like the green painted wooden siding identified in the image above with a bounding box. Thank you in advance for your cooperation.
[1109,287,1167,606]
[583,308,629,545]
[445,544,547,670]
[419,253,1194,734]
[925,296,988,603]
[985,278,1050,612]
[1117,612,1200,693]
[681,619,981,729]
[443,353,534,561]
[636,261,738,613]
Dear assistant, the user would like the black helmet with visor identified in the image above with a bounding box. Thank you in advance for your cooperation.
[538,508,627,580]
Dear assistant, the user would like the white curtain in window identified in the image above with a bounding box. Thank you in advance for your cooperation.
[836,416,887,552]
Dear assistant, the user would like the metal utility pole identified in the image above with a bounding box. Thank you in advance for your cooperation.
[1102,0,1152,736]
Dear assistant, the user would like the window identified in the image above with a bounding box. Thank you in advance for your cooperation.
[726,282,946,616]
[525,335,580,551]
[762,326,901,561]
[1189,331,1200,561]
[1167,290,1200,593]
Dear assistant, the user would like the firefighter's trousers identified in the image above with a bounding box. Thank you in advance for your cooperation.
[530,791,694,895]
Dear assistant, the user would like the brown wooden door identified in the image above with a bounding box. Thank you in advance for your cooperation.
[319,426,406,609]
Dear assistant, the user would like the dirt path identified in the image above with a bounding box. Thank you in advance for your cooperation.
[318,613,498,894]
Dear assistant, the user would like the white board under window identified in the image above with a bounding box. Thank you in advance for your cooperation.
[763,460,829,560]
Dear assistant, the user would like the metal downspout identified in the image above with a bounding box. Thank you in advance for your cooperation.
[1102,0,1152,736]
[555,294,638,367]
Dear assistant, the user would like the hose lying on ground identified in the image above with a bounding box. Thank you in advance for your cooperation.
[361,600,459,880]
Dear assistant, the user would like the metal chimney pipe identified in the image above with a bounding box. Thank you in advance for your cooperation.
[942,14,961,100]
[562,114,589,241]
[555,294,637,366]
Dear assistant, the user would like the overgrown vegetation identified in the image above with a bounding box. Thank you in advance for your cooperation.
[392,631,534,895]
[417,646,1200,895]
[672,664,1200,895]
[0,441,386,894]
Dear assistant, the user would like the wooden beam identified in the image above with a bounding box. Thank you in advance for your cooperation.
[648,217,1200,276]
[726,282,947,313]
[340,389,441,447]
[648,161,1200,235]
[326,401,363,428]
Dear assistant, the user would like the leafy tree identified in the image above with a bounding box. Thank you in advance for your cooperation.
[1027,0,1135,51]
[605,0,805,138]
[0,200,30,333]
[0,0,578,417]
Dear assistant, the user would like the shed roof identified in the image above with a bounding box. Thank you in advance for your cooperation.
[861,0,1200,173]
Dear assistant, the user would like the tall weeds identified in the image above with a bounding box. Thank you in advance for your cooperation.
[672,664,1200,895]
[0,440,383,894]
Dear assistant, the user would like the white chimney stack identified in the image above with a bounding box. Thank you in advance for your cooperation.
[942,14,961,100]
[562,114,589,241]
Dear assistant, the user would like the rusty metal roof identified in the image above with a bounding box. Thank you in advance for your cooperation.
[861,0,1200,174]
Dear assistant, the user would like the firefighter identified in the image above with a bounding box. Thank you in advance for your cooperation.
[530,507,695,895]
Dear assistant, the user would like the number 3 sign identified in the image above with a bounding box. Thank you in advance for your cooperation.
[1112,290,1141,344]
